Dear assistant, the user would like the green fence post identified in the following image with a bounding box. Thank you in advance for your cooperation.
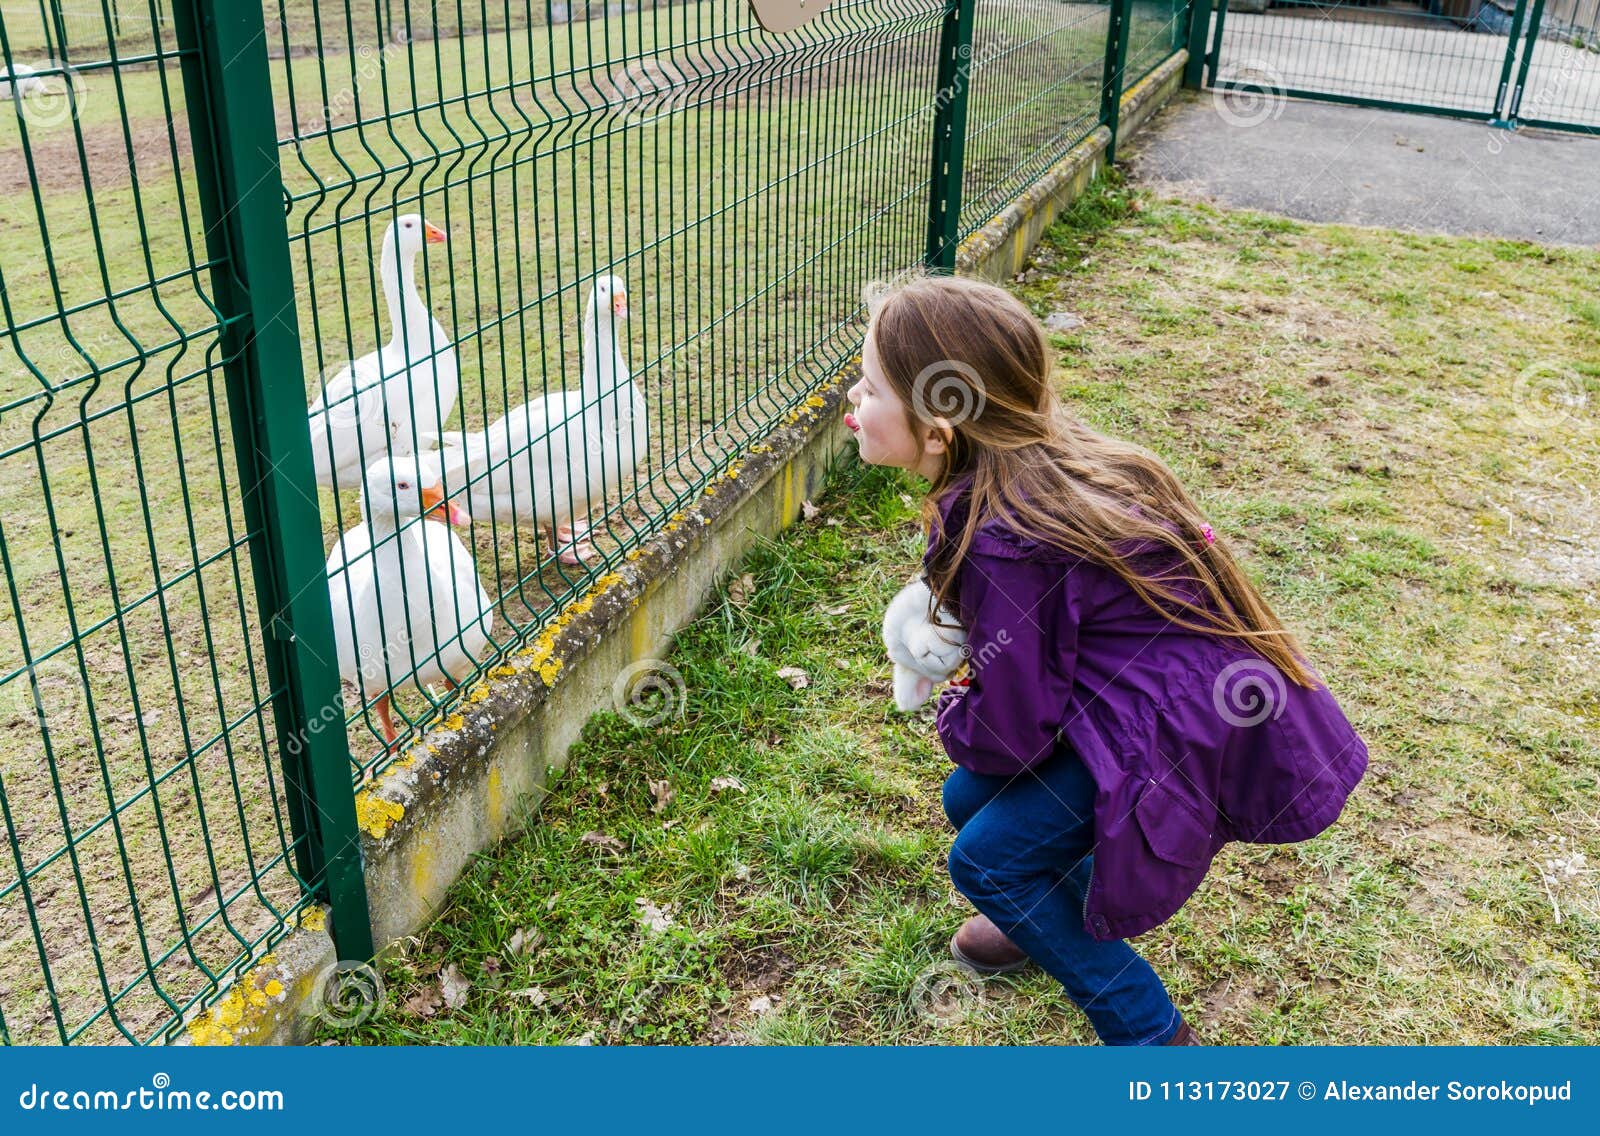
[170,0,374,962]
[925,0,977,272]
[1205,0,1229,87]
[1183,0,1211,90]
[1100,0,1135,163]
[1503,0,1549,127]
[1491,0,1534,127]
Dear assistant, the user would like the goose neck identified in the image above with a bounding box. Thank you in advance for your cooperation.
[381,240,436,353]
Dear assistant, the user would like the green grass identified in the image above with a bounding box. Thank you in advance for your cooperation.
[318,177,1599,1046]
[0,2,1147,1047]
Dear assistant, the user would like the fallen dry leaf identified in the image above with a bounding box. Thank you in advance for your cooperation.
[738,638,761,657]
[403,985,443,1019]
[728,572,755,607]
[634,897,674,934]
[439,963,470,1010]
[580,831,626,855]
[647,777,675,814]
[776,666,810,689]
[508,986,548,1006]
[507,927,544,956]
[801,499,820,520]
[747,994,777,1014]
[822,602,851,616]
[709,775,746,794]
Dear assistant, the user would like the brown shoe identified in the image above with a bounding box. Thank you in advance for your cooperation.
[1165,1020,1203,1045]
[949,914,1031,975]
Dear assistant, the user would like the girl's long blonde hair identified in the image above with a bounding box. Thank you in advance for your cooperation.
[865,269,1317,689]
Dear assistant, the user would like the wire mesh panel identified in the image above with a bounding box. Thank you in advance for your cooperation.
[959,1,1111,233]
[275,0,965,776]
[1210,0,1525,120]
[1126,0,1185,85]
[0,2,320,1044]
[1512,0,1600,130]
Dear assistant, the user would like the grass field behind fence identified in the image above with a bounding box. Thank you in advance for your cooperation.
[0,1,1174,1044]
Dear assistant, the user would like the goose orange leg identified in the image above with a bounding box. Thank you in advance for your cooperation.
[553,521,596,566]
[374,694,399,750]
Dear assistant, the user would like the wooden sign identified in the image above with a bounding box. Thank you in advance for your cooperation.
[747,0,838,34]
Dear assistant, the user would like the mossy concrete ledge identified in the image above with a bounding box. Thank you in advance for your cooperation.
[183,51,1188,1047]
[956,50,1187,283]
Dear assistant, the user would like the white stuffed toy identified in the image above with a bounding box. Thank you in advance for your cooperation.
[882,575,968,711]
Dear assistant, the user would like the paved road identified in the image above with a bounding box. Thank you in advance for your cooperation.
[1123,91,1600,247]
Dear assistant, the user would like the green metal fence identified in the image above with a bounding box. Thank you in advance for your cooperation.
[1204,0,1600,133]
[0,0,1187,1044]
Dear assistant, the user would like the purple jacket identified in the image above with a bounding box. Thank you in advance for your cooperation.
[925,480,1367,942]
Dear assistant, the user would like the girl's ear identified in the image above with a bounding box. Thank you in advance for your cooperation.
[923,417,953,457]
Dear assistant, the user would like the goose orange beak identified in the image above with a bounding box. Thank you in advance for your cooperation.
[421,482,467,526]
[423,221,447,245]
[612,291,629,319]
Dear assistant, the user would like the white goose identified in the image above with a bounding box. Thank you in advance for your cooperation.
[326,455,493,747]
[438,275,646,565]
[0,64,48,99]
[308,215,459,494]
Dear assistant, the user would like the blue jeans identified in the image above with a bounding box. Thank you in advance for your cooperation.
[943,749,1182,1045]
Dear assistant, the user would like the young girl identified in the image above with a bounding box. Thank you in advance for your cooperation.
[844,271,1367,1046]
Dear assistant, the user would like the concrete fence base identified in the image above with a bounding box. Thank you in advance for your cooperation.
[177,49,1187,1046]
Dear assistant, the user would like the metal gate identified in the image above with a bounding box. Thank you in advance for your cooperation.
[1202,0,1600,133]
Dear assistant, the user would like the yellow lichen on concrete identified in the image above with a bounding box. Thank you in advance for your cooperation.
[298,907,326,932]
[184,952,294,1046]
[486,766,504,831]
[355,789,405,839]
[410,837,436,899]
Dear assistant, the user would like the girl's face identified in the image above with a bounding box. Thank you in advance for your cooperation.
[846,329,947,481]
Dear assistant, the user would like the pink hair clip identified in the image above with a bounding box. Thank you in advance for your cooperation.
[1201,524,1215,545]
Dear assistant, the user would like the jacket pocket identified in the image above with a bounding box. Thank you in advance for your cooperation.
[1134,777,1215,869]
